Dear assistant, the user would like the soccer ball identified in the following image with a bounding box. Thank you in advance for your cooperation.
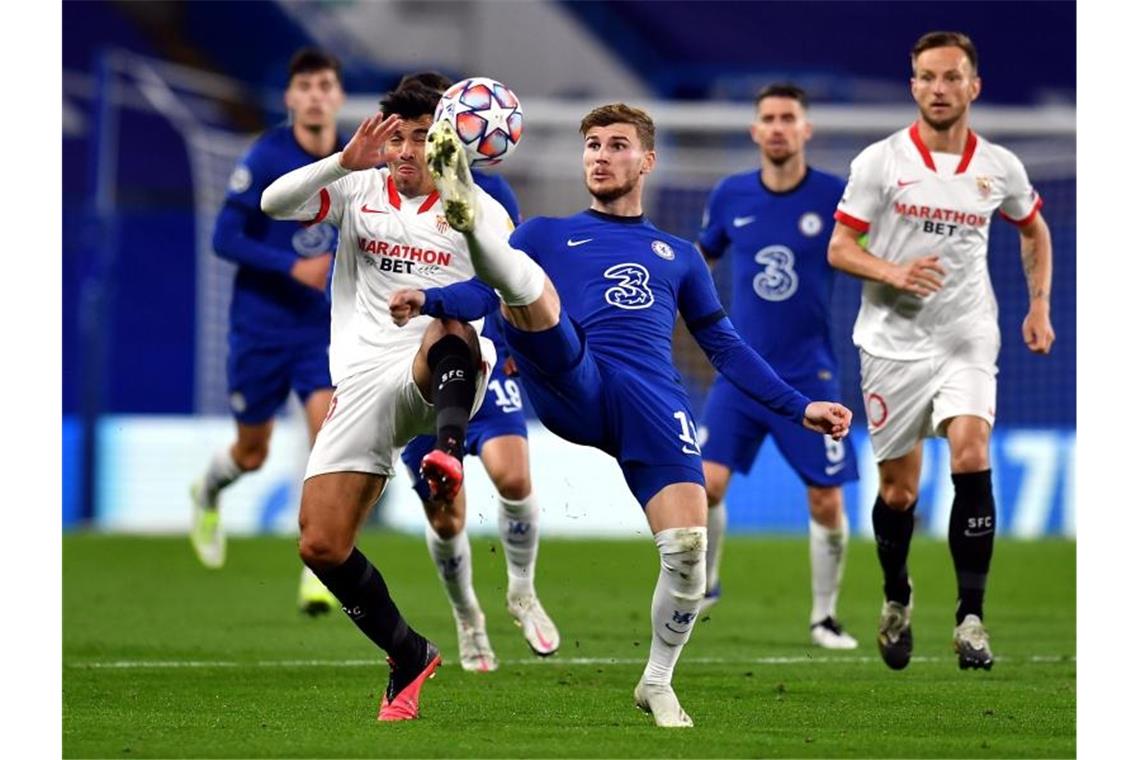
[433,77,523,166]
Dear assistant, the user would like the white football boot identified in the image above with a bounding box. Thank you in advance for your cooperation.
[189,479,225,569]
[456,610,499,673]
[425,119,478,232]
[810,616,859,650]
[953,614,995,671]
[507,592,560,656]
[634,678,694,728]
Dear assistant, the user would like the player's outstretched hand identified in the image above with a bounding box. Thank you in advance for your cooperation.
[1022,303,1055,354]
[389,288,426,327]
[888,255,945,297]
[802,401,852,440]
[340,113,402,171]
[291,253,332,292]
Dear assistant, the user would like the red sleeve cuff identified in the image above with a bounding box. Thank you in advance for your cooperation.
[999,195,1044,228]
[834,210,870,233]
[302,188,331,228]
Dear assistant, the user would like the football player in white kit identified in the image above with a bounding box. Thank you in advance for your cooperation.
[827,31,1055,671]
[260,85,515,721]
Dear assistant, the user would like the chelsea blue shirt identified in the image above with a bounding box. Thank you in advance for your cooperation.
[698,167,845,386]
[213,124,341,344]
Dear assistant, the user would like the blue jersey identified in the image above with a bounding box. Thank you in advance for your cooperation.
[698,168,844,385]
[511,210,718,388]
[214,124,341,344]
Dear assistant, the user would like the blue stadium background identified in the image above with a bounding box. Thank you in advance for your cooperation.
[61,1,1075,531]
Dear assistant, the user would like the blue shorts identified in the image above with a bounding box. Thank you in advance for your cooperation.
[503,316,704,507]
[698,375,858,487]
[226,336,332,425]
[401,357,529,501]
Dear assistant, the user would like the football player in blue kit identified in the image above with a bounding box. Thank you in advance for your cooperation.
[403,103,852,727]
[393,74,560,672]
[696,84,859,650]
[189,49,342,614]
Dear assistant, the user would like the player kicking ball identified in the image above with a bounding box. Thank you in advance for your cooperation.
[411,104,851,727]
[260,85,521,720]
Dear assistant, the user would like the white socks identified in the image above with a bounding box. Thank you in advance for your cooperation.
[705,501,727,592]
[468,206,546,306]
[498,492,540,598]
[809,512,849,623]
[425,525,479,618]
[642,527,707,687]
[202,448,242,504]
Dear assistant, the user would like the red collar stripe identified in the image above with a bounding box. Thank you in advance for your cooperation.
[417,191,440,214]
[386,175,440,214]
[909,122,978,174]
[302,188,331,228]
[908,122,937,171]
[834,210,870,234]
[955,130,978,174]
[386,175,401,209]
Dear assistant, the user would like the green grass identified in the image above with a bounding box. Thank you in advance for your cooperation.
[63,534,1075,758]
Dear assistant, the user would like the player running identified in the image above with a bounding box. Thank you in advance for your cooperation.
[260,84,517,721]
[828,31,1055,671]
[189,48,343,615]
[405,103,851,727]
[393,74,560,672]
[696,84,859,650]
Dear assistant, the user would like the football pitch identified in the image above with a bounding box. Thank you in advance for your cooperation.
[63,533,1075,758]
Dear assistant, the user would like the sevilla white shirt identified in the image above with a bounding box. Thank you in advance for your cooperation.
[834,123,1042,360]
[262,154,514,383]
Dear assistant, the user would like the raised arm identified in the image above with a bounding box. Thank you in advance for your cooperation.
[262,113,402,220]
[1017,212,1055,354]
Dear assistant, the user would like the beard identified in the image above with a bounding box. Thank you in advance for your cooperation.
[587,174,639,204]
[763,149,793,167]
[919,105,965,132]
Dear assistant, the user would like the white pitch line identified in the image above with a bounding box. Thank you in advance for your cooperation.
[67,654,1073,670]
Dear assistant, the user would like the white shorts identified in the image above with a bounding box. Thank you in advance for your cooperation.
[859,330,998,463]
[304,337,495,480]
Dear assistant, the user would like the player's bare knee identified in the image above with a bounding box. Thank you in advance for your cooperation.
[493,472,531,502]
[880,484,917,511]
[231,443,269,472]
[426,507,463,539]
[950,444,990,474]
[808,488,842,524]
[704,478,728,506]
[298,528,352,570]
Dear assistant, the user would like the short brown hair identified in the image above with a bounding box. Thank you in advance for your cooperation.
[288,48,342,84]
[579,103,655,150]
[756,83,808,109]
[911,31,978,73]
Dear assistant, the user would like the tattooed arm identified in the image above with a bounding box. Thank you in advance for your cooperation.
[1018,212,1055,354]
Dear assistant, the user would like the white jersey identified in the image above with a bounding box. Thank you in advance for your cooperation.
[262,155,513,383]
[834,123,1042,360]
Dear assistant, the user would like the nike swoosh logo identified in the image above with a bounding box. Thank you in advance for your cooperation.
[897,179,921,187]
[825,463,845,476]
[361,205,388,214]
[732,216,756,227]
[964,529,994,537]
[682,446,701,456]
[567,238,593,247]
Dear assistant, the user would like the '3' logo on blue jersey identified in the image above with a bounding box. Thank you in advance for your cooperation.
[752,245,799,302]
[603,262,655,310]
